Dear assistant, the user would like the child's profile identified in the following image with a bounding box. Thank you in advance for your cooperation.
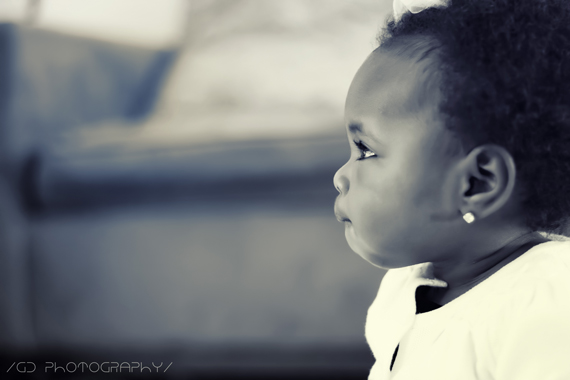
[334,0,570,378]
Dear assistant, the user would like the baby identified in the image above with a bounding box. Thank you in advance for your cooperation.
[333,0,570,379]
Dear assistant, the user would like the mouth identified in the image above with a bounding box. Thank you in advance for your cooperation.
[334,207,351,223]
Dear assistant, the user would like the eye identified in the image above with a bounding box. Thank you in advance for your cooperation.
[354,140,377,160]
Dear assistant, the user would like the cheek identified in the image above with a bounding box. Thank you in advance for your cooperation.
[409,152,452,216]
[350,166,386,216]
[352,157,438,241]
[350,166,411,236]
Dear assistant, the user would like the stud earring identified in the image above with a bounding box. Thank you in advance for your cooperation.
[462,212,476,224]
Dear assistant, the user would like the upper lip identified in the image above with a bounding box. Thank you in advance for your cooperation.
[334,203,350,223]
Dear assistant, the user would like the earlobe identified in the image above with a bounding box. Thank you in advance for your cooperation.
[459,144,516,221]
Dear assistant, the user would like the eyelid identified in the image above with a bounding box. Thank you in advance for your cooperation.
[353,140,377,160]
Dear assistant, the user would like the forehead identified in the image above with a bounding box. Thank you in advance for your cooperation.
[345,46,440,124]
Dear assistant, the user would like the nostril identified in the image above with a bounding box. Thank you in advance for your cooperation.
[333,177,340,193]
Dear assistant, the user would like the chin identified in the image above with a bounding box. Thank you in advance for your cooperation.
[346,234,411,270]
[361,252,396,270]
[346,235,390,269]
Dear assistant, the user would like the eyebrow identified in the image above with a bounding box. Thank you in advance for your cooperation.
[347,121,385,149]
[348,122,363,135]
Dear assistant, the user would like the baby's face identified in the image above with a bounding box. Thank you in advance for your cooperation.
[334,48,461,269]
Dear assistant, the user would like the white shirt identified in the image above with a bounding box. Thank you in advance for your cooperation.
[365,240,570,380]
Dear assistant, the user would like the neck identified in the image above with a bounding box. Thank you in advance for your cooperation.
[429,230,549,305]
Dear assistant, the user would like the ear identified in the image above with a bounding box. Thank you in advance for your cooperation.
[457,144,516,221]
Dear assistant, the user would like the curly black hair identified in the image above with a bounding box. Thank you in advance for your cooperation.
[378,0,570,233]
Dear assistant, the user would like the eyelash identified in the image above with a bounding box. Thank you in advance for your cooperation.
[354,140,377,160]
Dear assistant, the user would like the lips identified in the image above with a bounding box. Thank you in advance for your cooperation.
[334,202,351,223]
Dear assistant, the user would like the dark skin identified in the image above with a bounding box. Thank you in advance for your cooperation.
[426,231,549,305]
[334,46,549,306]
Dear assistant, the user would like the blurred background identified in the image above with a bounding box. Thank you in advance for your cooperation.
[0,0,393,378]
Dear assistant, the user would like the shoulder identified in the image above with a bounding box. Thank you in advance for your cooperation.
[492,287,570,379]
[510,240,570,295]
[483,240,570,303]
[504,240,570,323]
[473,241,570,379]
[467,241,570,322]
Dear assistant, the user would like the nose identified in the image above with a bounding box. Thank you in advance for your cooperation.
[333,163,349,195]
